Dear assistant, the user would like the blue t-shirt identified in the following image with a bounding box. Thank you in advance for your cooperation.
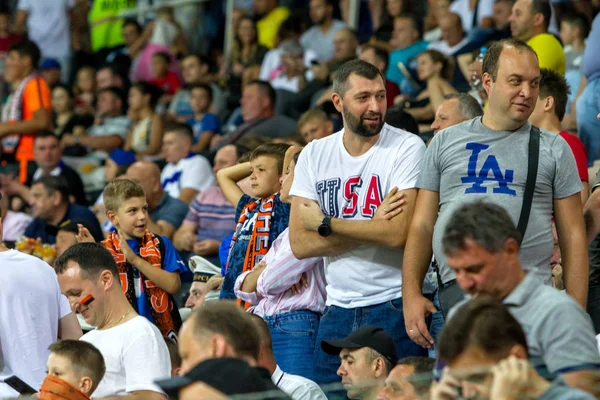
[386,40,429,87]
[127,236,187,323]
[220,194,290,299]
[186,113,221,144]
[24,203,104,244]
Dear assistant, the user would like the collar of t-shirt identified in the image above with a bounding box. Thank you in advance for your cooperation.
[32,161,64,181]
[502,273,538,308]
[270,365,285,387]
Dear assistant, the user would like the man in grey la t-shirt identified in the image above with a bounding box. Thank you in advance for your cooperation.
[401,37,588,350]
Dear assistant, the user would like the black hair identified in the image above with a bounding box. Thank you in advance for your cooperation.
[246,80,277,108]
[152,51,171,65]
[32,175,70,203]
[190,83,214,103]
[10,39,41,69]
[55,242,120,279]
[131,81,164,108]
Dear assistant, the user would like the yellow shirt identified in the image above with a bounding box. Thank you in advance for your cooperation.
[89,0,136,52]
[257,7,291,49]
[527,33,566,75]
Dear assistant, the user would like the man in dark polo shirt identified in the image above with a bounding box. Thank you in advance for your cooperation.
[24,175,102,243]
[0,131,87,205]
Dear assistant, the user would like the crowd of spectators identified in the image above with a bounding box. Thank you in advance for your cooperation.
[2,0,600,399]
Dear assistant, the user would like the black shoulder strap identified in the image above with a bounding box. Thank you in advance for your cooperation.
[472,0,480,29]
[517,125,540,237]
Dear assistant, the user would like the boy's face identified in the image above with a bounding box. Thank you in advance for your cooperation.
[109,196,148,239]
[151,56,169,78]
[250,155,281,198]
[559,21,577,46]
[46,353,89,394]
[190,88,211,114]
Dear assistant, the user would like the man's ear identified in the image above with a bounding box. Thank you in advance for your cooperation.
[482,72,493,95]
[508,344,528,360]
[373,357,387,378]
[543,96,554,113]
[99,270,115,291]
[332,92,343,114]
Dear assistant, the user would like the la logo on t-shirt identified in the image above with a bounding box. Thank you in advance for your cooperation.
[461,142,516,196]
[317,175,383,218]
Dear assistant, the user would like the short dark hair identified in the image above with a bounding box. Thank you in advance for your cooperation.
[443,93,484,119]
[292,149,302,165]
[33,175,70,203]
[103,178,145,213]
[482,37,537,81]
[361,44,389,70]
[246,80,276,108]
[442,201,523,255]
[397,357,436,395]
[333,59,385,98]
[184,53,210,66]
[53,83,74,99]
[164,336,181,369]
[438,297,529,363]
[34,130,60,142]
[55,242,120,279]
[250,314,273,348]
[530,0,552,31]
[190,83,214,103]
[189,301,261,361]
[152,51,171,65]
[48,340,106,392]
[250,143,291,175]
[561,12,591,41]
[98,86,125,113]
[539,68,570,121]
[164,122,194,142]
[122,18,142,33]
[396,13,424,38]
[10,39,41,69]
[131,81,163,108]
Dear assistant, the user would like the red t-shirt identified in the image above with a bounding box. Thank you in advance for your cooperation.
[385,80,401,108]
[150,71,181,96]
[559,131,588,182]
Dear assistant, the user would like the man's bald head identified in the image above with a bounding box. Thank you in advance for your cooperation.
[440,12,464,46]
[127,161,163,205]
[334,28,358,61]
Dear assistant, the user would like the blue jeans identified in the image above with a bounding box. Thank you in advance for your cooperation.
[576,77,600,165]
[428,290,445,359]
[265,310,320,381]
[313,297,430,385]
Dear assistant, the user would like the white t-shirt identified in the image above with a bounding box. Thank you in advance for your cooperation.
[449,0,495,32]
[259,48,318,84]
[18,0,74,58]
[81,316,170,398]
[290,124,426,307]
[0,250,72,397]
[160,154,216,199]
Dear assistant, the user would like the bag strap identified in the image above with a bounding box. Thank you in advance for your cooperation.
[471,0,480,29]
[517,125,540,237]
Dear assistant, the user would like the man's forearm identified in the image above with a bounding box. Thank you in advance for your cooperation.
[561,234,589,308]
[0,117,51,137]
[401,224,434,298]
[80,134,123,152]
[290,228,356,259]
[329,218,408,248]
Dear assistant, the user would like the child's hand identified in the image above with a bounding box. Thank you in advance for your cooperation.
[76,224,95,243]
[117,231,136,262]
[374,187,405,220]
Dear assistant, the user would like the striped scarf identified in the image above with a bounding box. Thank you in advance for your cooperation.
[227,194,277,308]
[102,230,182,339]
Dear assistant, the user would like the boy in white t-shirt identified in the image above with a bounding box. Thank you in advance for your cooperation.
[55,242,170,399]
[289,59,428,385]
[160,123,215,204]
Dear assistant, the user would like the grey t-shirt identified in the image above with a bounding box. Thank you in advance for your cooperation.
[537,377,596,400]
[417,118,582,284]
[450,273,600,375]
[151,193,189,230]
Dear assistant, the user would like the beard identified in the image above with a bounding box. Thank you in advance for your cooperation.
[342,106,384,137]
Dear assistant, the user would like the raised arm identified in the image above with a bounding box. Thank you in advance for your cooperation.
[216,162,252,208]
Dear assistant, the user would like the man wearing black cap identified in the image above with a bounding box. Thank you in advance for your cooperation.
[157,357,289,400]
[322,326,397,400]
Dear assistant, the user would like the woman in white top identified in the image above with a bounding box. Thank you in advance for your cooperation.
[124,82,164,157]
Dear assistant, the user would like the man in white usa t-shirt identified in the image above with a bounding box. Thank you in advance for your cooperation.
[289,59,428,385]
[55,243,170,400]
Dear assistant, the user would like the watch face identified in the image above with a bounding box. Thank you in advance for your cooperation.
[318,224,332,237]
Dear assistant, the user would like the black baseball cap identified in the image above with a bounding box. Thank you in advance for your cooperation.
[321,325,398,365]
[156,358,288,399]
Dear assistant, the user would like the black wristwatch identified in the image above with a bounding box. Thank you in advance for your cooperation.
[318,216,332,237]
